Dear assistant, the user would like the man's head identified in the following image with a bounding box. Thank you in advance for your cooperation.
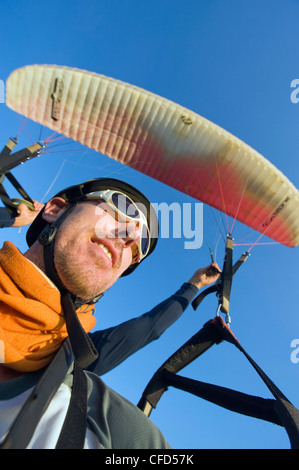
[26,178,159,302]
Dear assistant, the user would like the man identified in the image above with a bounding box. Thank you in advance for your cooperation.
[0,178,220,449]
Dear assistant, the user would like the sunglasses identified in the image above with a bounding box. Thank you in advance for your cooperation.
[85,189,151,264]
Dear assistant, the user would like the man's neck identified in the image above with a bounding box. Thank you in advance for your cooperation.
[23,242,57,288]
[23,241,45,272]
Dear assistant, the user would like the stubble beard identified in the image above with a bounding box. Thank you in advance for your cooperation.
[54,240,125,302]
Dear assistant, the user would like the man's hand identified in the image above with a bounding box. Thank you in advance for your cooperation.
[12,200,44,227]
[188,262,221,290]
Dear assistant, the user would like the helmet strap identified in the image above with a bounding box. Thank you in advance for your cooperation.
[38,201,99,367]
[38,202,77,295]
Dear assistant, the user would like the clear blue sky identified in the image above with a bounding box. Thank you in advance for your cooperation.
[0,0,298,449]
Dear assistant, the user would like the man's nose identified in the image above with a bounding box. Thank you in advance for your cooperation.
[116,220,141,247]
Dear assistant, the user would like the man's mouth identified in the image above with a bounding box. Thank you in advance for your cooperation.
[97,242,113,261]
[91,238,114,263]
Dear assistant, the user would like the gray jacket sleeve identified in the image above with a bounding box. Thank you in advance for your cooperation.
[0,208,14,228]
[88,283,199,376]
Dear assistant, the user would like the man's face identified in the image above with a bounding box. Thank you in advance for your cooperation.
[43,198,141,300]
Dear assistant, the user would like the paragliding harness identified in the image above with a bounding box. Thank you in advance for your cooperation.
[0,138,44,217]
[137,235,299,449]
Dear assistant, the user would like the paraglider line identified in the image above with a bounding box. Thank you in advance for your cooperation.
[236,225,279,252]
[213,232,222,261]
[44,133,68,144]
[15,116,33,143]
[40,148,83,155]
[214,156,230,235]
[229,172,251,235]
[208,208,226,245]
[15,101,41,141]
[233,241,279,247]
[40,160,67,203]
[246,233,269,253]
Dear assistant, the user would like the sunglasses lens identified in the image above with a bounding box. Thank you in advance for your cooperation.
[95,190,151,261]
[111,193,140,218]
[140,224,149,255]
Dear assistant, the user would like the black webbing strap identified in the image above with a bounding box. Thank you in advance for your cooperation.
[55,361,87,449]
[232,251,250,275]
[0,182,19,217]
[60,293,99,369]
[40,204,99,369]
[217,319,299,449]
[192,246,249,312]
[0,173,34,217]
[138,316,299,449]
[5,171,34,207]
[161,371,283,426]
[0,138,18,161]
[137,318,224,412]
[0,142,43,174]
[0,342,88,449]
[0,138,39,216]
[218,236,233,314]
[191,285,217,311]
[0,341,74,449]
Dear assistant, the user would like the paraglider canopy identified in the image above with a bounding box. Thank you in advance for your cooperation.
[5,64,299,248]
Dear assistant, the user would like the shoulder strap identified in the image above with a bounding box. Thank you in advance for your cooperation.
[0,341,73,449]
[55,361,87,449]
[0,341,88,450]
[60,292,99,369]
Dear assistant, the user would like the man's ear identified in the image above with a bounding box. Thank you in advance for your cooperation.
[42,197,71,224]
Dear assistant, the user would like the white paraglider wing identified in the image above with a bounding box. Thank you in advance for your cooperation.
[6,64,299,247]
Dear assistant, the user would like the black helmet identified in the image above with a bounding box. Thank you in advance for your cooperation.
[27,178,159,277]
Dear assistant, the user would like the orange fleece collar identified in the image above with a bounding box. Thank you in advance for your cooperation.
[0,241,96,372]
